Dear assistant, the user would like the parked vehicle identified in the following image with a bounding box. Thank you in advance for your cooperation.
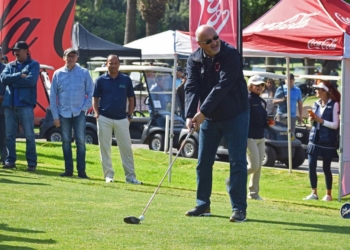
[178,71,306,169]
[40,65,186,149]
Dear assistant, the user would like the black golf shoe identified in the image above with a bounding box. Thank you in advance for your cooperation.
[59,171,73,177]
[230,210,247,222]
[185,206,211,216]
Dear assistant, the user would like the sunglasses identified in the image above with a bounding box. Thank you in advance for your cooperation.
[199,35,219,45]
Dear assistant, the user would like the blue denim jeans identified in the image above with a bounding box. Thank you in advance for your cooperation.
[196,108,249,211]
[4,107,37,166]
[0,114,7,163]
[59,111,86,173]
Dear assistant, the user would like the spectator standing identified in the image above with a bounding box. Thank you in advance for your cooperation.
[176,73,187,120]
[175,66,183,88]
[0,47,6,165]
[92,55,142,184]
[0,41,39,171]
[185,25,250,222]
[273,73,303,133]
[303,81,340,202]
[226,75,268,201]
[49,48,93,178]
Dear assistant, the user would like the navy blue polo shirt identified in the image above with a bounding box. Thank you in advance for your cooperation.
[93,72,135,120]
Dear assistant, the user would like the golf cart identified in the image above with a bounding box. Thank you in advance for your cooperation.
[93,65,185,150]
[178,71,306,169]
[40,65,185,148]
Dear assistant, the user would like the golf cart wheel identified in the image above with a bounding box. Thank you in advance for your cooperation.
[180,138,198,158]
[282,146,305,169]
[149,133,164,151]
[46,128,62,142]
[262,145,277,167]
[85,129,98,145]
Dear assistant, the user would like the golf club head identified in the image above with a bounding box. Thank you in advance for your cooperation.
[124,216,140,224]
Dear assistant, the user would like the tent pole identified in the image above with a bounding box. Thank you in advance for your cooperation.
[286,57,292,173]
[168,54,178,183]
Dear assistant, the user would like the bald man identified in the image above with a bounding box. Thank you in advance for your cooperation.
[184,25,250,222]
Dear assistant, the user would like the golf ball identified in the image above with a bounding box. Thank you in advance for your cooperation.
[139,215,145,221]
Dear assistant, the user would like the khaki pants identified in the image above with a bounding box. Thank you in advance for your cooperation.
[97,115,136,180]
[247,138,265,198]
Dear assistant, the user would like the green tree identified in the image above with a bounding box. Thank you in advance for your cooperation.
[139,0,168,36]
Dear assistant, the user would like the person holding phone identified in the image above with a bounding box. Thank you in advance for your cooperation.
[303,81,340,201]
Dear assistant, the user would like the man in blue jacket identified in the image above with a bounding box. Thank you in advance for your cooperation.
[185,25,250,222]
[0,47,6,165]
[0,41,39,171]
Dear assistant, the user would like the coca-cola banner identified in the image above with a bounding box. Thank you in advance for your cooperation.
[189,0,238,52]
[320,0,350,36]
[0,0,75,125]
[243,0,344,57]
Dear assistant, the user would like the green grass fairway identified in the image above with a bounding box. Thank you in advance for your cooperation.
[1,141,349,249]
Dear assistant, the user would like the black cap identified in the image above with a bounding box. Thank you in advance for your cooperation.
[63,48,78,57]
[289,73,295,79]
[176,66,182,72]
[11,41,29,50]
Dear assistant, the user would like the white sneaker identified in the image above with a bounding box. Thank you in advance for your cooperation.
[303,193,318,200]
[321,195,332,201]
[126,178,143,185]
[105,177,114,183]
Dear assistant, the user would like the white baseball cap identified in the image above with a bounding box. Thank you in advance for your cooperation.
[248,75,265,85]
[312,82,329,92]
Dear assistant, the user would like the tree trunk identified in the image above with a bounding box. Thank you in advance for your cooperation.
[146,20,158,36]
[304,59,315,75]
[124,0,137,44]
[265,57,276,73]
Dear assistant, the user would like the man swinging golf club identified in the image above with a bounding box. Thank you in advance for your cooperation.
[184,25,250,222]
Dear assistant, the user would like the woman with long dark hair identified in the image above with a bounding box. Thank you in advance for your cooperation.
[303,80,341,201]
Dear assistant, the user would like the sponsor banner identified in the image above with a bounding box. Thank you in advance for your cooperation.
[0,0,75,125]
[243,0,344,56]
[189,0,238,51]
[340,203,350,219]
[320,0,350,35]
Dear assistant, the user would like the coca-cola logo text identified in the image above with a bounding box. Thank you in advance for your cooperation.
[308,38,338,50]
[246,12,320,32]
[0,0,75,55]
[197,0,230,34]
[335,12,350,26]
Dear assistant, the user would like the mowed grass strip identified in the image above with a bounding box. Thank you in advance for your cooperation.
[0,141,349,249]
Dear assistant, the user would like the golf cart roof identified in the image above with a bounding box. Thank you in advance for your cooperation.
[243,70,287,79]
[297,75,341,81]
[95,65,174,73]
[40,64,54,70]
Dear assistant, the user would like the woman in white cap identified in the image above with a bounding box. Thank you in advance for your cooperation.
[303,80,341,201]
[226,75,269,200]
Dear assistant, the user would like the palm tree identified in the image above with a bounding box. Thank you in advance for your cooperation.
[139,0,168,36]
[124,0,137,44]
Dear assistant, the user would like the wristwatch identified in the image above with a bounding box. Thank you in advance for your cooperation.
[127,114,133,119]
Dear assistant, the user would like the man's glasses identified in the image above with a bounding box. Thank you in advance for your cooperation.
[199,35,219,45]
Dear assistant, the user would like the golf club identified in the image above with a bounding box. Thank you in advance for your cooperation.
[124,127,195,224]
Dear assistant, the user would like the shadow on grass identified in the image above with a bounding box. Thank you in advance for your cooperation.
[0,177,50,186]
[0,245,35,250]
[0,224,56,248]
[248,219,350,235]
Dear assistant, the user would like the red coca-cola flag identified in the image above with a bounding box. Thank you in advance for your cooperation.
[189,0,238,51]
[0,0,75,125]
